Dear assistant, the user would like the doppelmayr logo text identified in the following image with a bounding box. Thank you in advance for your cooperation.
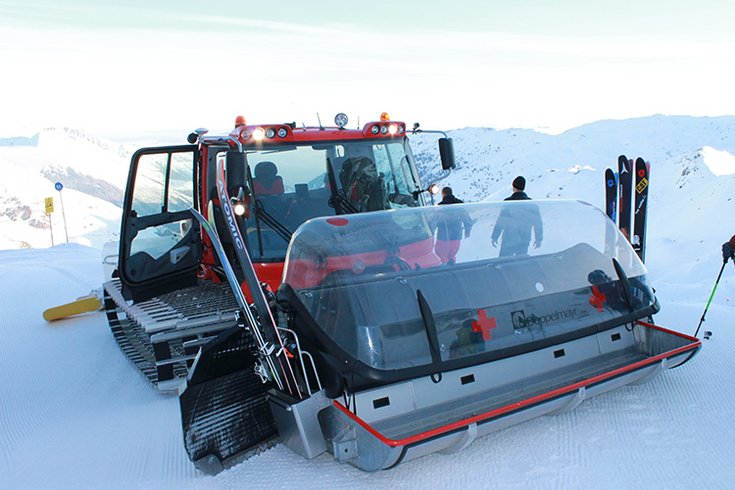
[511,308,577,329]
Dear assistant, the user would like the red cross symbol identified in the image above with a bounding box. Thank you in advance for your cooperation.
[589,285,606,312]
[472,309,497,341]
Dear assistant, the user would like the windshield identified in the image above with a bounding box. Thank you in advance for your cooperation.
[281,200,655,371]
[227,139,422,261]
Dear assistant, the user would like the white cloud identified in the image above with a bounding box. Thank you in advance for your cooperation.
[1,19,734,135]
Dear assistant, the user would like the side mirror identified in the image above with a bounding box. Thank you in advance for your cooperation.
[438,137,455,170]
[225,151,246,192]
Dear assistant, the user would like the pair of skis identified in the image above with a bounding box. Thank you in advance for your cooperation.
[188,158,302,398]
[604,155,649,262]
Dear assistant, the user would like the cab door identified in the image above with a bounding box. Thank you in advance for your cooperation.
[118,145,201,301]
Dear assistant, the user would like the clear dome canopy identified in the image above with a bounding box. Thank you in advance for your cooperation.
[280,200,654,372]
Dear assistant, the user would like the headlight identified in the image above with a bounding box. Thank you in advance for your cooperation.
[233,202,247,216]
[371,125,380,135]
[388,124,398,135]
[277,127,288,138]
[252,127,265,141]
[334,112,349,128]
[380,125,388,134]
[265,128,276,139]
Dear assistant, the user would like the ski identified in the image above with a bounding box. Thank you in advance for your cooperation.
[189,205,284,386]
[604,168,617,222]
[184,205,279,473]
[603,167,618,256]
[632,157,650,262]
[618,155,633,242]
[214,157,302,398]
[189,207,250,314]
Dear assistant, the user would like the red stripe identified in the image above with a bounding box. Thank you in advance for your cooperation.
[635,319,701,342]
[333,323,701,448]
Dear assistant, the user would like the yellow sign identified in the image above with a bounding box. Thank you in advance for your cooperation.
[45,197,54,214]
[636,177,648,194]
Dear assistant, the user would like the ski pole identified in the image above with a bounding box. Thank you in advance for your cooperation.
[694,261,728,338]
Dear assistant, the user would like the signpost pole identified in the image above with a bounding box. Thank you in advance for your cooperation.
[48,213,54,246]
[55,182,69,244]
[45,196,55,247]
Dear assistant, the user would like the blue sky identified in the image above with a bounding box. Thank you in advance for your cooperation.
[1,1,734,134]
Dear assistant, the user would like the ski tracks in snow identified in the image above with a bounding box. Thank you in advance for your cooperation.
[2,247,735,489]
[0,246,196,489]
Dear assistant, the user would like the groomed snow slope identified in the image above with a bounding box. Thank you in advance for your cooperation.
[2,115,735,488]
[1,245,734,489]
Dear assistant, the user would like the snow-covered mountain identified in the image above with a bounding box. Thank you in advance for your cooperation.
[2,115,734,293]
[0,127,135,249]
[410,115,735,298]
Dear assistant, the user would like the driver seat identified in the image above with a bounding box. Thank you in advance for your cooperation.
[252,161,284,195]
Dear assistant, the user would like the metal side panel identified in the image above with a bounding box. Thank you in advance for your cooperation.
[404,392,582,464]
[322,403,404,472]
[321,322,700,471]
[268,390,331,460]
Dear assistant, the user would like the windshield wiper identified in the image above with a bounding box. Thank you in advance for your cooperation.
[612,258,635,313]
[417,289,443,384]
[253,200,292,243]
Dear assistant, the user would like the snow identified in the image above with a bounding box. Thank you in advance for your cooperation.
[3,115,735,488]
[1,245,734,488]
[701,146,735,176]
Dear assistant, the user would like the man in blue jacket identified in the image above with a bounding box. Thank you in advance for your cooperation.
[491,176,543,257]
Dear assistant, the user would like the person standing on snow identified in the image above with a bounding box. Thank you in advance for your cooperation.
[722,235,735,263]
[693,234,735,338]
[491,176,543,257]
[433,187,473,265]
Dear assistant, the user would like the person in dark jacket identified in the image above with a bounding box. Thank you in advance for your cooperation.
[434,187,473,265]
[491,176,543,257]
[723,235,735,263]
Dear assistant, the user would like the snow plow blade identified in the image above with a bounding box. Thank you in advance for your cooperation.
[179,325,278,474]
[43,291,102,322]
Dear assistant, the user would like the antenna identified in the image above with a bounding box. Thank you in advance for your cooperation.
[357,116,360,129]
[316,113,324,130]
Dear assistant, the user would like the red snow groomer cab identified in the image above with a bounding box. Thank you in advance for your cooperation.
[103,113,454,391]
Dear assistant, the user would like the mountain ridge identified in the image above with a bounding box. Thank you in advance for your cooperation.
[2,115,733,290]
